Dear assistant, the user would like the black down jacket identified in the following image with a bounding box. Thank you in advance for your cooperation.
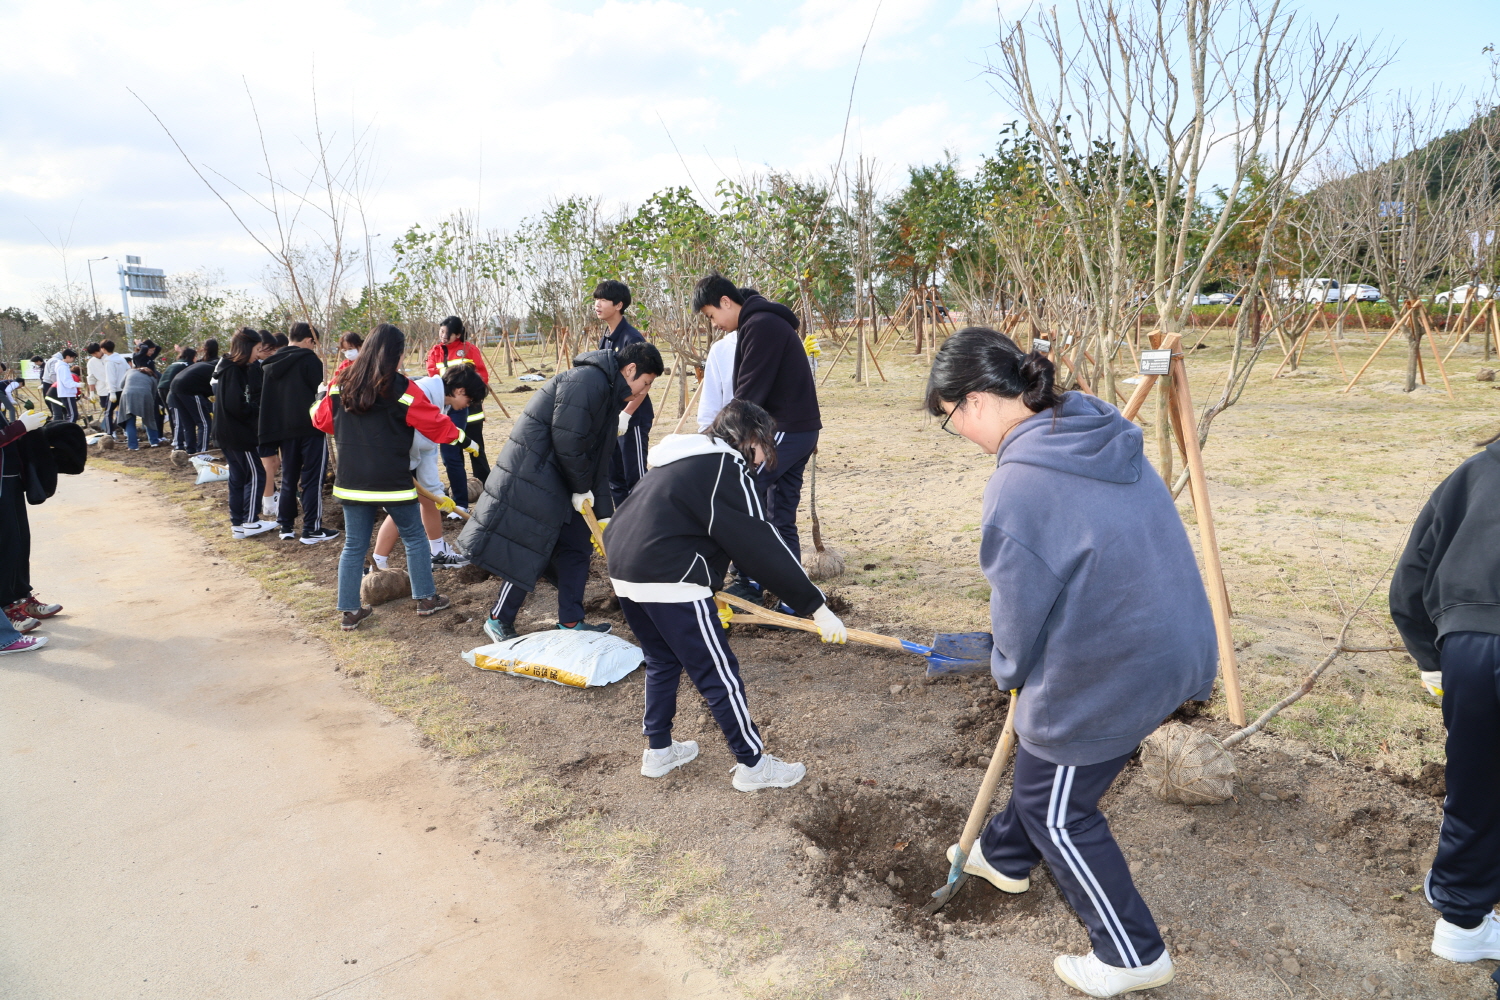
[458,349,630,590]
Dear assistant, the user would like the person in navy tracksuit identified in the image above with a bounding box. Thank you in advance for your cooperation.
[593,280,653,505]
[1390,436,1500,988]
[602,399,847,793]
[927,326,1220,998]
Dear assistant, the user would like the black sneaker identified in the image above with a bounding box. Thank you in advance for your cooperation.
[556,620,612,634]
[279,525,296,540]
[431,550,470,569]
[723,578,763,604]
[301,527,342,545]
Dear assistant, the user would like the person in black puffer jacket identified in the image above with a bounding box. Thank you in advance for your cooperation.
[460,341,662,638]
[214,329,275,538]
[259,322,329,539]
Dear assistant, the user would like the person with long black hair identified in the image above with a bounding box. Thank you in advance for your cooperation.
[925,326,1218,998]
[603,399,845,791]
[215,329,276,538]
[312,324,478,630]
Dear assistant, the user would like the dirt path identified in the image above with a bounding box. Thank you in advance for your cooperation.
[0,470,724,1000]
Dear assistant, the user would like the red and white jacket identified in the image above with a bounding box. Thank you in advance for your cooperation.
[311,372,464,505]
[424,341,490,382]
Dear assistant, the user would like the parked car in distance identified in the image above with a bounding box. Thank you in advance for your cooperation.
[1206,291,1240,305]
[1341,284,1381,302]
[1435,283,1493,304]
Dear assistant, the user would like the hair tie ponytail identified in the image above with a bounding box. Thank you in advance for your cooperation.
[1017,350,1062,411]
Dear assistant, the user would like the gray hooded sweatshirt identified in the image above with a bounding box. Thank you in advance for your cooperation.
[981,391,1217,766]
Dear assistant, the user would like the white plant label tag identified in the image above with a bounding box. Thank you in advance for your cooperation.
[1139,350,1172,375]
[1033,338,1051,353]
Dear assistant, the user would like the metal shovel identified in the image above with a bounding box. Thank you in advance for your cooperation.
[715,591,994,676]
[925,689,1019,914]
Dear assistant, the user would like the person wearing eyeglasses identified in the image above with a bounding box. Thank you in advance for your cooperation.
[926,325,1217,998]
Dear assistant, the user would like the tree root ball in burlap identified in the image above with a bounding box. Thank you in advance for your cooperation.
[360,568,410,606]
[467,477,483,502]
[803,547,846,581]
[1475,368,1496,382]
[1139,722,1237,805]
[170,449,190,467]
[98,435,116,451]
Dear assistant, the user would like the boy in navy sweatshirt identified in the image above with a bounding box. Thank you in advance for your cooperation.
[603,399,846,792]
[594,280,654,505]
[693,275,820,560]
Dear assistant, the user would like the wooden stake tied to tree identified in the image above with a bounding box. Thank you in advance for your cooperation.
[1120,332,1246,726]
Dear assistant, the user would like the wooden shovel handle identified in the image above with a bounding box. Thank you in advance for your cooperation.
[580,500,606,550]
[413,481,470,520]
[714,591,909,652]
[958,690,1019,856]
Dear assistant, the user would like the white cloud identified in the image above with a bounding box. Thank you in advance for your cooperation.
[0,0,1015,311]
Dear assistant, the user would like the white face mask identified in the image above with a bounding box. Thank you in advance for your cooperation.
[343,349,359,360]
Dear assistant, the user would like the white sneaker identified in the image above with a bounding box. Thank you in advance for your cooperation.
[1053,950,1174,997]
[1432,912,1500,962]
[946,843,1030,893]
[731,753,806,792]
[641,740,699,778]
[234,520,277,538]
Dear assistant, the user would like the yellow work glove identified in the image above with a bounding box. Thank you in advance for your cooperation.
[1420,670,1444,697]
[590,518,609,558]
[464,439,481,458]
[434,493,457,515]
[716,599,732,629]
[812,604,847,644]
[803,334,821,358]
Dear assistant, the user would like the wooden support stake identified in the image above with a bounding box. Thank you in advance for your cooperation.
[1342,300,1417,393]
[1417,306,1455,399]
[1168,346,1246,726]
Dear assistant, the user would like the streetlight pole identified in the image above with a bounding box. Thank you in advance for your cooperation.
[87,256,111,323]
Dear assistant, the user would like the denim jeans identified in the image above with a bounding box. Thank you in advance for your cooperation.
[0,611,20,648]
[337,502,434,612]
[123,415,160,450]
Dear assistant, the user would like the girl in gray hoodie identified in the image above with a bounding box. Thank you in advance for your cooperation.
[926,326,1218,998]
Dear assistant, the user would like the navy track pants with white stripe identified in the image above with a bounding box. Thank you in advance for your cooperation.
[224,448,268,528]
[608,409,651,506]
[980,745,1165,969]
[619,597,764,767]
[488,511,593,626]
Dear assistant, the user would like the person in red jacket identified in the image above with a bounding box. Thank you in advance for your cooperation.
[425,316,490,510]
[314,323,479,631]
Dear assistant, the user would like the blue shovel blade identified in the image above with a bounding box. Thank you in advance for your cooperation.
[902,632,993,677]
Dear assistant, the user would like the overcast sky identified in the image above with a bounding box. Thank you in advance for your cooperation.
[2,0,1494,315]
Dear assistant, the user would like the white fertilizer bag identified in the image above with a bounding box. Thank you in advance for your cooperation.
[190,454,230,484]
[464,630,643,688]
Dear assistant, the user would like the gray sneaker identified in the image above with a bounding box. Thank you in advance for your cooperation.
[731,753,806,792]
[641,740,700,778]
[431,550,470,569]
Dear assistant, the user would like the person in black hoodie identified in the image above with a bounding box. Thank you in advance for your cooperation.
[259,322,335,543]
[693,274,821,595]
[1390,433,1500,980]
[215,329,276,539]
[604,399,846,792]
[168,340,217,453]
[593,280,654,505]
[460,341,663,639]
